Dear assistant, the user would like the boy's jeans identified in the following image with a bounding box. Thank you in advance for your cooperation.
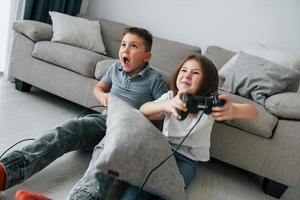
[121,152,198,200]
[0,113,113,199]
[67,143,114,200]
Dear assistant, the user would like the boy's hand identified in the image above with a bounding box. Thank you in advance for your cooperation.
[211,94,236,121]
[99,93,110,107]
[93,82,110,107]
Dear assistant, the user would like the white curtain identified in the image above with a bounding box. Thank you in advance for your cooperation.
[4,0,26,81]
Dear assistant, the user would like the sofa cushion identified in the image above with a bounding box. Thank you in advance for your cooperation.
[94,59,119,80]
[219,53,300,92]
[245,44,300,92]
[218,54,239,79]
[219,52,300,105]
[150,37,201,78]
[49,12,106,54]
[219,44,300,92]
[96,95,185,200]
[244,44,300,71]
[13,20,53,41]
[220,44,300,76]
[265,93,300,120]
[32,41,109,78]
[219,90,278,138]
[100,18,127,58]
[205,46,236,71]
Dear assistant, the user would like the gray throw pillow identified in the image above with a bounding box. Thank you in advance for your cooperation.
[265,92,300,120]
[220,52,300,105]
[13,20,53,41]
[96,96,185,200]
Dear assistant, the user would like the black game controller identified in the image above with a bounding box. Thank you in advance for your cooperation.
[176,93,225,120]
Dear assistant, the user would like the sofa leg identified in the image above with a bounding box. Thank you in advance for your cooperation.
[262,178,288,199]
[15,79,32,92]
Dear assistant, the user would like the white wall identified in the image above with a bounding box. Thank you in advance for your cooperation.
[85,0,300,56]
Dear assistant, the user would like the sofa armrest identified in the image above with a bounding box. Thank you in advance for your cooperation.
[13,20,53,42]
[265,92,300,120]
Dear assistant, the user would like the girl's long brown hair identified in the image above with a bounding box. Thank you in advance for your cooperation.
[169,54,219,97]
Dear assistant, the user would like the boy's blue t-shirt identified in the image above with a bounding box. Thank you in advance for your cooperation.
[100,61,168,109]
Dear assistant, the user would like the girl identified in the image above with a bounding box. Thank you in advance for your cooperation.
[121,54,259,200]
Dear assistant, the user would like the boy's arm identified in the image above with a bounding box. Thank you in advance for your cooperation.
[211,94,259,121]
[94,62,114,107]
[93,82,110,107]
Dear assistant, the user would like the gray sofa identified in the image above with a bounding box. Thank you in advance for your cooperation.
[9,16,300,199]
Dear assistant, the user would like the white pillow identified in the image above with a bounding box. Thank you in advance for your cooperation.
[49,11,106,54]
[219,43,300,79]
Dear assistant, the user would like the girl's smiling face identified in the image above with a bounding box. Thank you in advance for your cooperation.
[176,59,203,94]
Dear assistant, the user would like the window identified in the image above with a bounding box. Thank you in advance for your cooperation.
[0,1,11,72]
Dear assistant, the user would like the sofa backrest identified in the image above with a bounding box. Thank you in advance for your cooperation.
[100,18,127,58]
[98,17,201,80]
[204,46,236,71]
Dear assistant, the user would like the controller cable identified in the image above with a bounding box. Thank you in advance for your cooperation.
[0,138,36,159]
[134,111,204,200]
[76,105,105,119]
[0,105,104,160]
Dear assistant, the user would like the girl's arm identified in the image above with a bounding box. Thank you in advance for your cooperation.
[211,94,259,121]
[140,101,168,120]
[140,93,187,120]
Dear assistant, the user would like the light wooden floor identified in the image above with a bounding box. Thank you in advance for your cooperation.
[0,76,299,200]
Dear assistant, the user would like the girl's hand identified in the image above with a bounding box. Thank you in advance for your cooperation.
[165,91,188,120]
[211,94,236,121]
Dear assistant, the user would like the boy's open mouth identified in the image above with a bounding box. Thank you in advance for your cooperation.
[123,56,130,64]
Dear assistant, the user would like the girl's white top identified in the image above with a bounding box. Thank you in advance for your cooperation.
[156,91,214,161]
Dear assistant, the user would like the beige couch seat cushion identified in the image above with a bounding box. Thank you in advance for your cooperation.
[32,41,109,78]
[219,90,278,138]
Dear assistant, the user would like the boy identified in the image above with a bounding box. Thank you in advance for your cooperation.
[0,27,168,200]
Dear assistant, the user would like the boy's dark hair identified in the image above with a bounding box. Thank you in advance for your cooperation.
[123,27,153,52]
[169,54,219,97]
